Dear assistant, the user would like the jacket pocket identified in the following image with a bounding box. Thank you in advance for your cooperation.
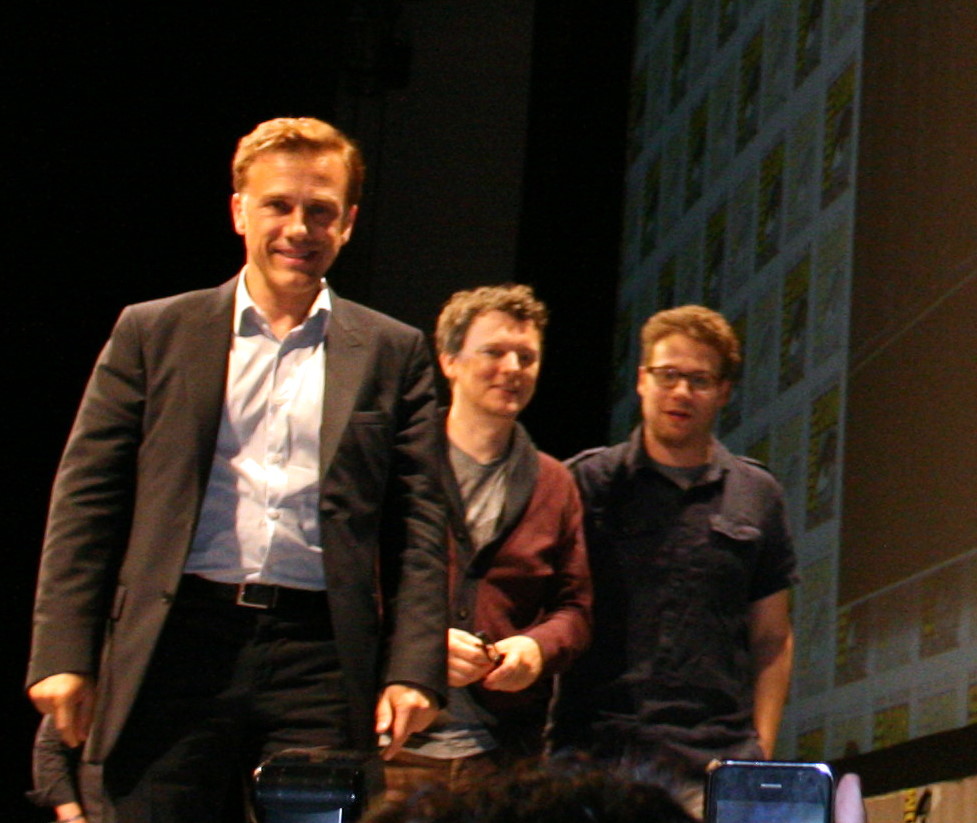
[349,409,391,425]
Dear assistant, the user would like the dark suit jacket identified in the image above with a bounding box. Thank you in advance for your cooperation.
[28,277,448,765]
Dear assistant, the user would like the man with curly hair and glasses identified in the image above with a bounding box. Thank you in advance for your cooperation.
[550,305,796,819]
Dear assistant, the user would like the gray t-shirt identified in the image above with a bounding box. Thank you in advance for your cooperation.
[450,442,508,551]
[652,459,708,490]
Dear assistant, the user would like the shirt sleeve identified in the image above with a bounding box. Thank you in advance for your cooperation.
[749,473,799,602]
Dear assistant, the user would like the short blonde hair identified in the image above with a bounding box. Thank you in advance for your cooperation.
[231,117,365,209]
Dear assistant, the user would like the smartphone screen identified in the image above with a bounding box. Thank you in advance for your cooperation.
[705,760,833,823]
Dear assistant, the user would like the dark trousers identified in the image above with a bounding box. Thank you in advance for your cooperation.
[104,579,351,823]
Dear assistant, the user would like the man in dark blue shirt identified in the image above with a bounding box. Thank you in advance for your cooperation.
[550,305,796,814]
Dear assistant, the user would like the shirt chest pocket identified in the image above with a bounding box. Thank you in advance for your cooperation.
[709,514,761,543]
[705,514,762,594]
[349,409,391,426]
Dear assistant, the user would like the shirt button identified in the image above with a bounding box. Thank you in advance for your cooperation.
[268,509,281,521]
[457,608,470,620]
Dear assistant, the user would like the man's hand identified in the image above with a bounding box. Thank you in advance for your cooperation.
[375,683,439,761]
[481,635,542,692]
[28,673,95,748]
[447,628,497,687]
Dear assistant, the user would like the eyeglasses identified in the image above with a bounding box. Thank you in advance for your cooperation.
[645,366,721,392]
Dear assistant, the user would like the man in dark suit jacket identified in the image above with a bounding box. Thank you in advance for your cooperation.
[27,117,447,821]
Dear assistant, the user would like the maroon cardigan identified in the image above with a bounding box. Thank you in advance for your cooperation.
[444,422,592,753]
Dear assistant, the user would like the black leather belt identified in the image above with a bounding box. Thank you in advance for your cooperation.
[180,574,328,617]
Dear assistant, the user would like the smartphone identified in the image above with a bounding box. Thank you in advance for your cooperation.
[705,760,833,823]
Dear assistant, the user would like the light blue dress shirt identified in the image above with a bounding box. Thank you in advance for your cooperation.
[184,273,330,590]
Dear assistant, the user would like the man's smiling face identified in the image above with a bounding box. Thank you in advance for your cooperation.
[231,149,356,306]
[440,310,542,422]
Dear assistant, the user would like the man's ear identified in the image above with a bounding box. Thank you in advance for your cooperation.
[716,378,733,408]
[438,351,456,382]
[339,204,358,245]
[231,193,246,236]
[636,364,651,400]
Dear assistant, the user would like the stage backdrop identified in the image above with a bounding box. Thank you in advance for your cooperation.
[614,0,977,762]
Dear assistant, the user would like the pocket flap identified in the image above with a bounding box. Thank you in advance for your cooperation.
[710,514,761,542]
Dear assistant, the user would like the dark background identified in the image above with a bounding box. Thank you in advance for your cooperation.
[3,2,634,816]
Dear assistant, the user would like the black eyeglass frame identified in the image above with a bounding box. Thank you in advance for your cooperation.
[644,366,723,392]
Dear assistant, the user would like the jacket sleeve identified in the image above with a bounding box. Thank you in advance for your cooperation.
[28,307,146,687]
[379,330,449,703]
[520,459,593,677]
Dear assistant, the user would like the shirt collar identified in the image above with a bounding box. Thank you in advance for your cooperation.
[233,269,332,337]
[625,425,732,486]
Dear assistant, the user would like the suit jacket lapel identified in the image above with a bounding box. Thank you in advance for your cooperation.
[181,278,235,491]
[320,294,368,475]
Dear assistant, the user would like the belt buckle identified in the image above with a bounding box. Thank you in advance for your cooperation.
[236,582,278,609]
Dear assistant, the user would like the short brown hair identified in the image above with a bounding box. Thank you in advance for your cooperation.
[435,283,548,356]
[231,117,365,209]
[640,304,742,380]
